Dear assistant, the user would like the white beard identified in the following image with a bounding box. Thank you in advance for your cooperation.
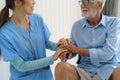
[82,6,97,19]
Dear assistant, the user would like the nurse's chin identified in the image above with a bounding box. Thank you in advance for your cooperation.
[27,12,34,15]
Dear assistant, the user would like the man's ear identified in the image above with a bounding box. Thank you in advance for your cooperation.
[97,1,103,10]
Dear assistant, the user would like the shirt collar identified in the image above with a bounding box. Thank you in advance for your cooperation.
[82,14,106,28]
[99,14,106,27]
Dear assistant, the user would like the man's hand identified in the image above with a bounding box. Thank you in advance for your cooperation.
[63,43,78,54]
[57,38,72,48]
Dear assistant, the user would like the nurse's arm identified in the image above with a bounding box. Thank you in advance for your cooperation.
[10,56,53,72]
[10,49,66,72]
[46,40,57,51]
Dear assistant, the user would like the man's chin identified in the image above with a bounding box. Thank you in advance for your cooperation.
[82,14,95,19]
[82,14,89,18]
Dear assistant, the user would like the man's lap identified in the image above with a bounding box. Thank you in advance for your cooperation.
[75,66,111,80]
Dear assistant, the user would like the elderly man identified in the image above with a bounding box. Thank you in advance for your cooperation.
[55,0,120,80]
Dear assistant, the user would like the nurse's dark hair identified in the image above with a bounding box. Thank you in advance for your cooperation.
[0,0,24,27]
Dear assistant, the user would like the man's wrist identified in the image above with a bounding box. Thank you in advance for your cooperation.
[74,46,80,54]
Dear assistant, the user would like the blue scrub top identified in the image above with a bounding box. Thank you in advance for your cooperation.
[0,14,54,80]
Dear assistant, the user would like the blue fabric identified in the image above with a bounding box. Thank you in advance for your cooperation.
[46,40,57,51]
[0,14,56,80]
[71,14,120,80]
[11,56,53,72]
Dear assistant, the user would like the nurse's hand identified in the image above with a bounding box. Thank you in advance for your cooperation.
[52,49,67,61]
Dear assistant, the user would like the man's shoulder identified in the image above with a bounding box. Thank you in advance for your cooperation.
[104,15,120,23]
[73,17,85,27]
[103,15,120,30]
[71,18,85,31]
[74,17,85,24]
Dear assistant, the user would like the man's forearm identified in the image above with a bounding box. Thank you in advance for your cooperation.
[74,47,89,57]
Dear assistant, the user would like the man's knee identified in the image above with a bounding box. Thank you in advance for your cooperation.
[55,62,75,75]
[112,67,120,75]
[55,62,80,80]
[55,62,71,79]
[110,67,120,80]
[55,62,69,71]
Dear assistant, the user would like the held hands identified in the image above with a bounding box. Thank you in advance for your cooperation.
[57,38,72,48]
[57,38,73,62]
[52,48,67,61]
[63,43,78,54]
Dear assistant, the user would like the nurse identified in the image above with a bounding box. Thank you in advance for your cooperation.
[0,0,66,80]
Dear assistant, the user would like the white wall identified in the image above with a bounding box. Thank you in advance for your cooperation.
[0,0,5,9]
[116,0,120,17]
[0,61,9,80]
[34,0,81,40]
[0,0,81,80]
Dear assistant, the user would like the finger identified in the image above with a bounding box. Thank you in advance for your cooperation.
[66,38,72,44]
[60,49,67,53]
[68,52,72,59]
[62,52,67,61]
[60,53,66,62]
[60,38,68,46]
[61,39,67,46]
[63,45,69,50]
[57,43,64,48]
[59,55,63,61]
[57,41,63,47]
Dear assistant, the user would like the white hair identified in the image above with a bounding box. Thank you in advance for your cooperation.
[97,0,106,8]
[78,0,106,9]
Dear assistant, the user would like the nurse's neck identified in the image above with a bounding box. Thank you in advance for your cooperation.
[11,12,29,30]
